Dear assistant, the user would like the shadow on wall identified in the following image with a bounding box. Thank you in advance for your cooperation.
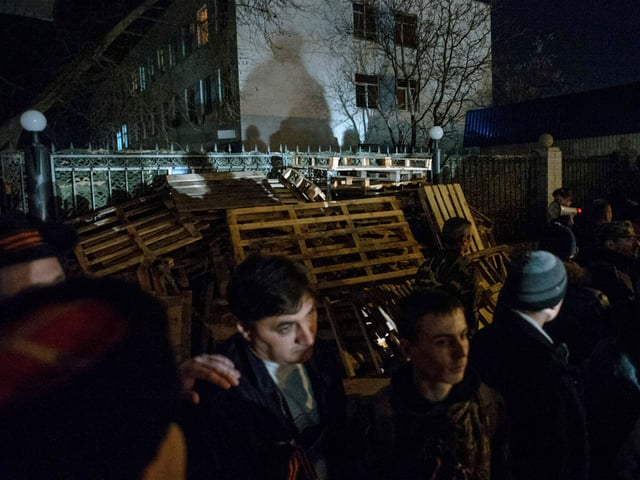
[241,32,338,151]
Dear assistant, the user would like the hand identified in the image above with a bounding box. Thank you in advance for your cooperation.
[179,354,241,404]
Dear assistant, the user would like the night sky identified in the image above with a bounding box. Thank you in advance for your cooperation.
[493,0,640,94]
[2,0,640,123]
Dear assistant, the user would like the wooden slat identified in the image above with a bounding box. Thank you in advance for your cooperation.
[226,196,424,293]
[71,194,202,277]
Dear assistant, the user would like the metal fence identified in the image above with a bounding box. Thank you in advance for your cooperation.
[447,152,635,243]
[2,147,636,244]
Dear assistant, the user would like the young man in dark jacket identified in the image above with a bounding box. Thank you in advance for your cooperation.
[182,254,349,480]
[359,289,510,480]
[470,251,589,480]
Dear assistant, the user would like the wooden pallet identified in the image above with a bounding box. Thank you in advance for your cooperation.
[226,196,424,292]
[70,194,202,277]
[165,171,281,214]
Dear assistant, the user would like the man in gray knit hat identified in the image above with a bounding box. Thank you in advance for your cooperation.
[470,250,589,480]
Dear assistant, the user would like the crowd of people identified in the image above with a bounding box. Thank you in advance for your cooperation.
[1,186,640,479]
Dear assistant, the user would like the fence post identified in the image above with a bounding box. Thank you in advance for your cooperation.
[534,133,563,232]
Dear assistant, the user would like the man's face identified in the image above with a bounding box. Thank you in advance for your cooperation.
[238,293,317,365]
[460,231,473,255]
[0,257,65,300]
[404,308,469,390]
[609,235,640,258]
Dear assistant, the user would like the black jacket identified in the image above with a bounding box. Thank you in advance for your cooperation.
[470,309,589,480]
[181,334,348,480]
[358,364,510,480]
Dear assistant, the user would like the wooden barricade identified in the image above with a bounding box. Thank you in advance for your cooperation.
[226,196,425,293]
[137,258,192,362]
[70,194,202,277]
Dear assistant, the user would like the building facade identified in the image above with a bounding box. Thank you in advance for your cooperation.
[94,0,491,153]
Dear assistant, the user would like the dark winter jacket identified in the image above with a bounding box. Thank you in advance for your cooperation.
[582,336,640,480]
[470,309,589,480]
[415,249,480,336]
[358,364,510,480]
[180,334,349,480]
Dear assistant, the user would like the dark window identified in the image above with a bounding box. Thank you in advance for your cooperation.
[184,86,198,124]
[395,12,417,48]
[396,78,418,110]
[168,34,179,67]
[181,25,194,57]
[355,73,379,109]
[199,77,213,115]
[353,2,378,41]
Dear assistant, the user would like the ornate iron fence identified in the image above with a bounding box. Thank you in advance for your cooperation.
[2,148,636,244]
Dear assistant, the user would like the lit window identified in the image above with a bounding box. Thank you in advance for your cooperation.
[353,2,378,41]
[395,13,417,48]
[396,78,418,110]
[355,73,379,109]
[197,6,209,47]
[116,124,128,151]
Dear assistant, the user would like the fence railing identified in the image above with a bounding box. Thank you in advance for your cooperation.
[2,148,636,244]
[1,148,431,219]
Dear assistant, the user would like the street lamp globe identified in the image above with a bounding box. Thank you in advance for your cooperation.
[429,125,444,141]
[20,110,47,132]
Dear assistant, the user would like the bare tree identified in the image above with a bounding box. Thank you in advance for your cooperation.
[321,0,492,150]
[492,32,569,105]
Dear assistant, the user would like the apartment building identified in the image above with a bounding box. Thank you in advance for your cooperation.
[98,0,491,152]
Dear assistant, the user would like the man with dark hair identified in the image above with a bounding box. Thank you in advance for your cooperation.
[0,277,186,479]
[415,216,479,336]
[471,251,589,480]
[551,187,576,227]
[182,254,349,480]
[358,289,509,480]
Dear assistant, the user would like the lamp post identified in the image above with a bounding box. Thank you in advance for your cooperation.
[429,125,444,184]
[20,109,54,221]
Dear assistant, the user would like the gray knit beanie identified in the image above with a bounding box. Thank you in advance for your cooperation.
[502,251,567,311]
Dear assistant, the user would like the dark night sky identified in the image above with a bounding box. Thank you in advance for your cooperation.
[493,0,640,93]
[2,0,640,121]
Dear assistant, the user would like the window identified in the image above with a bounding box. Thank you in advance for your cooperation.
[196,6,209,47]
[180,25,194,57]
[157,47,166,73]
[395,12,417,48]
[184,86,198,124]
[168,34,179,68]
[116,124,128,151]
[198,77,213,115]
[396,78,418,110]
[147,57,155,83]
[137,66,147,92]
[353,2,378,41]
[355,73,379,109]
